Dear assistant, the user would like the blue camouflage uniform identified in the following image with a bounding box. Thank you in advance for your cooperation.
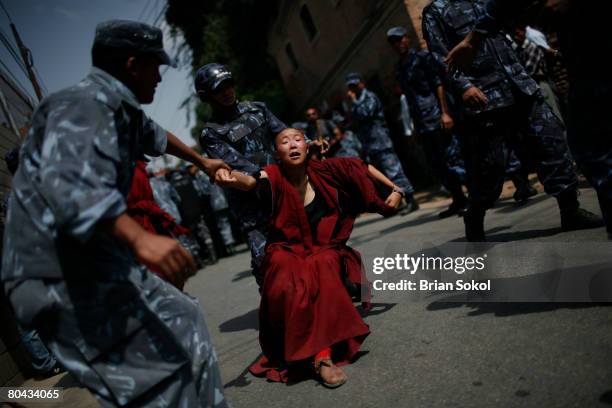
[1,67,228,408]
[200,101,286,284]
[422,0,578,211]
[333,129,363,158]
[475,0,612,232]
[150,175,183,224]
[305,119,335,143]
[396,49,466,197]
[351,88,415,195]
[192,171,236,250]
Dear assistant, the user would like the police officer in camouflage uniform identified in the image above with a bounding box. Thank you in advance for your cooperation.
[190,165,237,257]
[387,26,535,210]
[422,0,603,241]
[305,107,335,143]
[329,113,362,158]
[196,63,286,285]
[305,107,334,159]
[444,0,612,239]
[150,170,183,224]
[346,72,419,214]
[1,20,230,407]
[169,166,218,265]
[387,26,468,218]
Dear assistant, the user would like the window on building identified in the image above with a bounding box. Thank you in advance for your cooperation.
[299,4,318,41]
[285,42,299,71]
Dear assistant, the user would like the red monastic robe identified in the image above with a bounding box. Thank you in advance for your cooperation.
[127,161,188,238]
[249,157,395,382]
[127,161,189,279]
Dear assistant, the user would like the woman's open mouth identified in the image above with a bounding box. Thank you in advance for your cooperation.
[289,151,301,159]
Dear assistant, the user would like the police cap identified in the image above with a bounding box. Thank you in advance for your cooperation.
[345,72,362,86]
[94,20,175,67]
[386,26,407,42]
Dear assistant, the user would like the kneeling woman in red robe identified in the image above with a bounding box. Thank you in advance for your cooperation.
[216,128,403,387]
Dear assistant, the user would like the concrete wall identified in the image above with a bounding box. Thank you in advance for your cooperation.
[403,0,430,48]
[268,0,424,117]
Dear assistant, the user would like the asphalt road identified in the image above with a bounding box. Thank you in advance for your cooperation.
[186,183,612,408]
[18,182,611,408]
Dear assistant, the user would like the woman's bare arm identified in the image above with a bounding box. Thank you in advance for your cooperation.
[367,164,398,191]
[367,164,403,209]
[215,168,268,191]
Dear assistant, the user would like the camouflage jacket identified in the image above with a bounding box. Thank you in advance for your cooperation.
[1,67,167,282]
[422,0,539,115]
[192,171,229,212]
[199,101,285,230]
[350,89,394,154]
[149,176,182,224]
[305,119,335,142]
[396,49,449,134]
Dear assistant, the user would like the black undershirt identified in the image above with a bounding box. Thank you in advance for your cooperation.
[257,179,328,240]
[304,190,328,240]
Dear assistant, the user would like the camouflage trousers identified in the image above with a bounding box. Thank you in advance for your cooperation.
[4,268,229,408]
[421,130,466,197]
[247,228,268,287]
[461,94,578,210]
[214,212,236,247]
[505,147,524,177]
[367,148,415,195]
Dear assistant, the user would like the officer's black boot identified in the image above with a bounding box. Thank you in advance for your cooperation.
[439,187,468,219]
[557,189,605,231]
[399,194,419,216]
[464,205,486,242]
[511,174,537,203]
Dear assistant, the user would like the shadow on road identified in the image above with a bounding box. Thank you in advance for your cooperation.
[358,302,397,318]
[232,269,252,282]
[219,308,259,332]
[600,389,612,406]
[483,226,563,242]
[54,372,82,388]
[350,212,441,247]
[428,301,608,317]
[449,225,566,244]
[224,353,263,389]
[425,263,612,315]
[491,194,549,214]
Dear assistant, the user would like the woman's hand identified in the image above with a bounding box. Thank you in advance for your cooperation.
[215,169,258,191]
[214,168,237,186]
[198,157,230,179]
[385,191,403,209]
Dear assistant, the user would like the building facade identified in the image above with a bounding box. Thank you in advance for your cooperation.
[267,0,434,188]
[267,0,428,118]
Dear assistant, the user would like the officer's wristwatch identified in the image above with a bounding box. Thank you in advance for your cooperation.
[250,169,262,181]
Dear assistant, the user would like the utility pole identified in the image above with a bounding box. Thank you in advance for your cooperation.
[0,0,44,102]
[10,22,43,102]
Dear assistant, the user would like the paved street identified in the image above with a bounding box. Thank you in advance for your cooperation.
[18,181,612,408]
[190,181,612,408]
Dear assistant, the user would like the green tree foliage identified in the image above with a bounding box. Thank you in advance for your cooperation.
[165,0,288,140]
